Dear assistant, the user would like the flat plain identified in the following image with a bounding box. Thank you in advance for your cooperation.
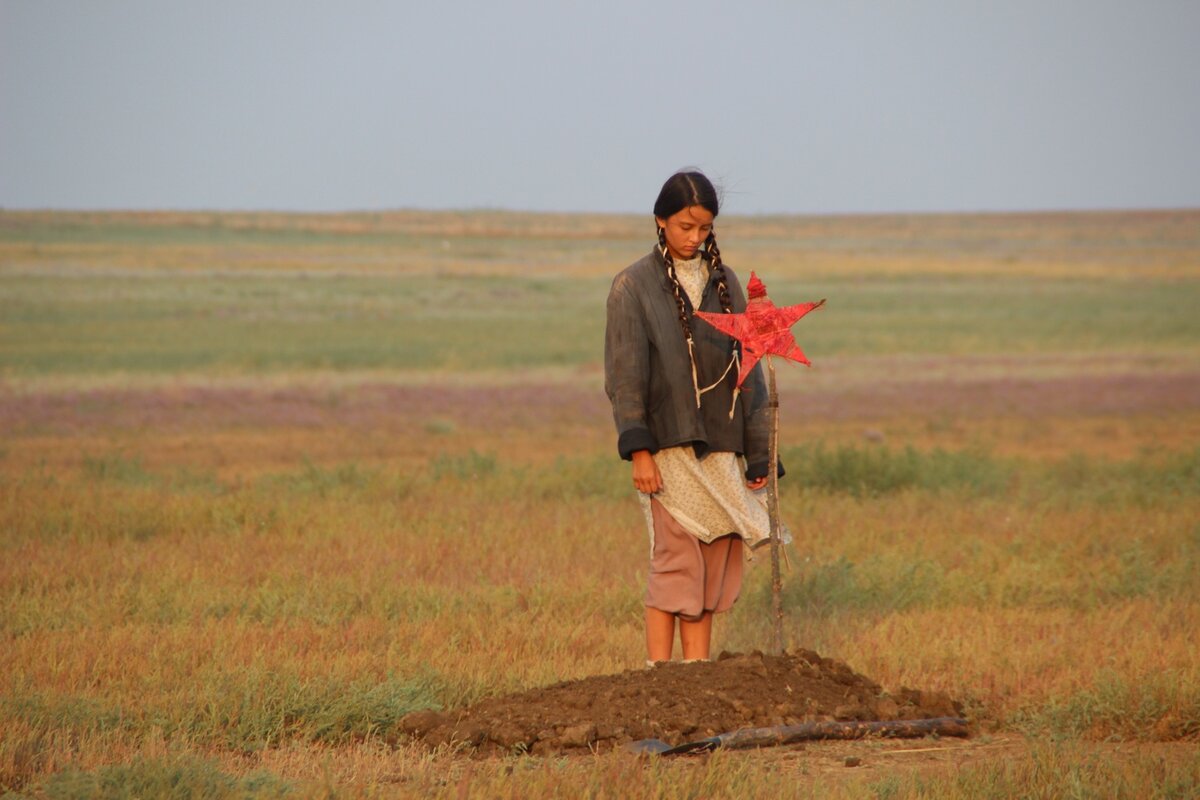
[1,209,1198,798]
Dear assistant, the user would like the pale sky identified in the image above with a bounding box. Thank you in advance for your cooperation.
[2,1,1198,215]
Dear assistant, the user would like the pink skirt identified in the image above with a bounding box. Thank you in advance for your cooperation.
[644,498,744,621]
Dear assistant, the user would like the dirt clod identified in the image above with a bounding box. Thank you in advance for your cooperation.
[399,649,967,756]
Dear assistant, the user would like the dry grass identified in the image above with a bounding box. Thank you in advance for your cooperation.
[1,209,1198,797]
[4,207,1198,279]
[2,416,1197,794]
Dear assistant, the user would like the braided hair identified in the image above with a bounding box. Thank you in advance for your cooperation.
[703,230,734,314]
[658,224,694,343]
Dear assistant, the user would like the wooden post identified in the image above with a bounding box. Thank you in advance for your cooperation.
[765,359,784,655]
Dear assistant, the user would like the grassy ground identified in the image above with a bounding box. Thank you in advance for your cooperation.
[1,209,1198,798]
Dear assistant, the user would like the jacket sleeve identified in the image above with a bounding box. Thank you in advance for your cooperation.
[604,274,659,460]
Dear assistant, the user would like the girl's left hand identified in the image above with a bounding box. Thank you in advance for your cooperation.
[746,477,768,491]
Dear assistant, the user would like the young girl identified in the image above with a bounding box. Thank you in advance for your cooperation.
[605,170,780,665]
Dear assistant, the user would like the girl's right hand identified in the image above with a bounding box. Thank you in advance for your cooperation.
[631,450,663,494]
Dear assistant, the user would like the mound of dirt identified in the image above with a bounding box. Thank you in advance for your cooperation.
[397,649,965,756]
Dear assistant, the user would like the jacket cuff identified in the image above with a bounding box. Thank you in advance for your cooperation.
[618,428,659,461]
[745,459,786,481]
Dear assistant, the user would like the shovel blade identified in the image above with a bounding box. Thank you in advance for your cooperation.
[662,737,722,755]
[625,738,671,755]
[626,736,721,756]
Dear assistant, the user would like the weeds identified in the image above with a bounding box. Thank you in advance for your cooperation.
[28,755,292,800]
[780,442,1200,506]
[780,443,1012,497]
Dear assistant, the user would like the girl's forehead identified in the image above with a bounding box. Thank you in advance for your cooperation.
[670,205,715,225]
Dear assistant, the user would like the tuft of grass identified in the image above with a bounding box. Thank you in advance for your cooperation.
[78,454,222,495]
[430,450,497,481]
[423,418,457,435]
[780,443,1200,506]
[1033,447,1200,507]
[1,694,132,739]
[780,443,1013,498]
[80,454,156,487]
[2,673,445,758]
[181,671,444,750]
[861,742,1200,800]
[260,458,376,498]
[530,455,628,501]
[765,555,947,617]
[26,755,292,800]
[1013,669,1200,742]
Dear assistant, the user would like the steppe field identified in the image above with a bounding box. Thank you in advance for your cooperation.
[1,208,1198,798]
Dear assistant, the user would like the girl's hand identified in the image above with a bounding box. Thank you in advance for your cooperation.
[746,476,768,491]
[631,450,662,494]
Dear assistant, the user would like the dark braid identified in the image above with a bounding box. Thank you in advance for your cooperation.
[704,230,734,313]
[704,229,743,369]
[658,224,693,342]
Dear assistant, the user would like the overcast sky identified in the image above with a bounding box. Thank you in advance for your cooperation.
[2,1,1198,215]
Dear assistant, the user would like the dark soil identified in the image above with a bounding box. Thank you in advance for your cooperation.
[396,649,965,756]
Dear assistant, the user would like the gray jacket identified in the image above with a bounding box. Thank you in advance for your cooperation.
[604,248,776,481]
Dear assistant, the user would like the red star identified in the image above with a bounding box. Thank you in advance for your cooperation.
[695,272,824,388]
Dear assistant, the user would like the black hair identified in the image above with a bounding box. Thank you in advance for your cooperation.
[652,171,735,344]
[653,170,720,221]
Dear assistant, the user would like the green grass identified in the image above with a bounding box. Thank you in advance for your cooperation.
[16,754,293,800]
[860,744,1200,800]
[10,744,1198,800]
[4,209,1198,376]
[0,273,606,374]
[1012,669,1200,741]
[775,275,1200,355]
[5,672,444,751]
[2,270,1198,376]
[0,212,632,257]
[779,443,1200,505]
[779,443,1014,497]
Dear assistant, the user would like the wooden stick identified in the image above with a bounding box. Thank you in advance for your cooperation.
[648,717,970,756]
[766,359,784,655]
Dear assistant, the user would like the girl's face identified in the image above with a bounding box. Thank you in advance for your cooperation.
[656,205,714,261]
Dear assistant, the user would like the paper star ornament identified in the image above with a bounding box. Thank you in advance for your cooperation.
[695,272,824,388]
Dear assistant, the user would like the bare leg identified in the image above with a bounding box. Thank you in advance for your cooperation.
[679,611,714,660]
[645,607,676,662]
